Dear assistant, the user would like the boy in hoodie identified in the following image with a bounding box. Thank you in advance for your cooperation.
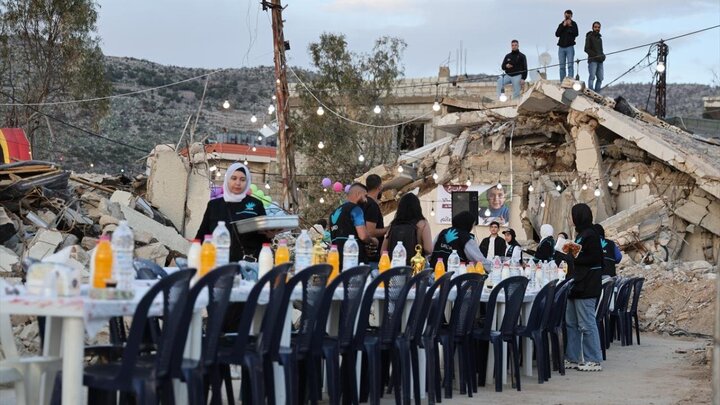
[565,203,604,371]
[584,21,605,92]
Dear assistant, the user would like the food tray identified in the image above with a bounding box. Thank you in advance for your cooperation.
[231,215,300,234]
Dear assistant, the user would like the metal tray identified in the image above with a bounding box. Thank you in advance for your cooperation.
[231,215,300,234]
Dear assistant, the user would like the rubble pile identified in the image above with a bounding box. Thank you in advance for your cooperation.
[619,260,717,337]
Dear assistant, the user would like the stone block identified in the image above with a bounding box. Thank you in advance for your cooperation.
[146,151,189,231]
[99,215,119,227]
[25,229,64,261]
[117,203,190,253]
[135,243,169,266]
[0,245,20,273]
[81,237,99,251]
[134,230,155,245]
[110,190,135,208]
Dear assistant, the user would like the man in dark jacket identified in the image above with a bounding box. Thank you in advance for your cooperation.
[496,40,528,100]
[584,21,605,93]
[555,9,579,80]
[565,203,604,372]
[479,221,507,259]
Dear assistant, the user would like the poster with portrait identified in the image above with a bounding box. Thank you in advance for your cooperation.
[435,184,511,226]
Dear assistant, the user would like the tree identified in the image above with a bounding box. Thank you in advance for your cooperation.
[292,33,406,221]
[0,0,110,152]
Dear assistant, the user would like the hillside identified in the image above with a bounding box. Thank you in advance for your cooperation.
[32,56,718,173]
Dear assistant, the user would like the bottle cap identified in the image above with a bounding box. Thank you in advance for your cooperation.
[205,234,213,240]
[330,244,338,250]
[263,243,271,247]
[192,239,200,243]
[218,221,225,225]
[279,239,287,244]
[100,235,110,241]
[438,258,444,262]
[382,250,388,255]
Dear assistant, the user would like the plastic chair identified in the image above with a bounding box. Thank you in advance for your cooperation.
[420,272,454,404]
[351,266,413,405]
[595,278,615,360]
[608,277,634,346]
[214,263,291,405]
[437,273,486,398]
[312,265,371,405]
[515,280,556,384]
[50,268,195,405]
[0,311,61,405]
[472,276,529,392]
[627,277,645,345]
[544,278,573,377]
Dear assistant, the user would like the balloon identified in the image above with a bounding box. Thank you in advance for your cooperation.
[254,189,265,198]
[261,195,272,207]
[250,184,258,192]
[344,184,351,193]
[333,182,343,193]
[321,177,332,188]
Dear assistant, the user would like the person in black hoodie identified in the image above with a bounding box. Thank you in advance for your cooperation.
[496,40,528,100]
[565,203,604,372]
[555,9,579,80]
[584,21,605,92]
[594,223,622,277]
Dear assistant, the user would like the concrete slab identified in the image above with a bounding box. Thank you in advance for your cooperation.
[0,245,19,273]
[25,229,64,260]
[146,151,189,231]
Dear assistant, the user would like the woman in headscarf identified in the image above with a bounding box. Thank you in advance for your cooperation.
[535,223,556,262]
[565,203,604,372]
[502,228,523,261]
[195,162,270,261]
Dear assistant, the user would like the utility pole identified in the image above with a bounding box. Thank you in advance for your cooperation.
[654,41,669,119]
[266,0,298,212]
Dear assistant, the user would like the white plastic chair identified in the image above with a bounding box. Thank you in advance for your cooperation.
[0,313,61,405]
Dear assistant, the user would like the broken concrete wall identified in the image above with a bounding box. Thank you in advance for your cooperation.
[183,166,212,239]
[146,150,189,231]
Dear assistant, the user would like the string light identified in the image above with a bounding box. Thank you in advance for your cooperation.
[581,183,588,190]
[244,158,249,165]
[528,184,534,192]
[222,100,230,109]
[250,115,257,123]
[89,163,94,168]
[268,105,275,114]
[432,100,441,112]
[430,206,436,216]
[257,135,263,141]
[271,95,276,100]
[209,165,217,172]
[631,175,637,183]
[323,188,327,193]
[319,197,325,204]
[358,154,365,162]
[276,79,280,84]
[318,141,325,149]
[120,168,125,173]
[373,105,381,114]
[251,146,257,152]
[484,208,491,217]
[572,81,582,91]
[656,62,666,73]
[555,183,562,191]
[540,200,546,208]
[594,187,601,197]
[398,166,404,173]
[499,93,508,102]
[316,106,324,116]
[466,178,472,187]
[608,180,613,187]
[265,181,271,190]
[496,182,503,189]
[432,172,439,181]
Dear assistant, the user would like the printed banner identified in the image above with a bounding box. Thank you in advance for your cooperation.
[435,184,510,226]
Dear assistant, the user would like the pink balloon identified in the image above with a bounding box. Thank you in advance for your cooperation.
[344,184,351,193]
[321,177,332,188]
[333,181,343,192]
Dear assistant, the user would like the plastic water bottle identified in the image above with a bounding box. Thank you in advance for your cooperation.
[212,221,231,266]
[391,241,407,268]
[295,230,313,272]
[343,235,359,270]
[258,243,274,278]
[112,220,135,295]
[187,239,201,270]
[447,250,461,275]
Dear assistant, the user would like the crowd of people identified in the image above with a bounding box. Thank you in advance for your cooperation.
[496,9,606,99]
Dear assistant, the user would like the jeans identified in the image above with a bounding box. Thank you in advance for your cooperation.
[496,74,522,99]
[558,46,575,80]
[565,297,603,363]
[588,61,604,93]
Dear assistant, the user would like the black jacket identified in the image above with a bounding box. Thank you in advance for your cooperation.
[535,237,555,261]
[479,235,507,259]
[567,205,603,299]
[584,31,606,62]
[500,50,528,80]
[555,20,579,47]
[195,196,269,261]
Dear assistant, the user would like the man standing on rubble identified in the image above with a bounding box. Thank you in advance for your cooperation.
[555,9,579,81]
[584,21,605,93]
[496,40,528,100]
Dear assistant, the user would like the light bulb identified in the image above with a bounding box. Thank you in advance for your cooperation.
[432,101,441,112]
[540,200,546,208]
[432,172,439,181]
[209,165,217,172]
[244,159,248,165]
[572,81,582,91]
[271,95,276,100]
[466,179,472,187]
[582,183,588,190]
[430,209,436,217]
[656,62,666,73]
[89,163,94,168]
[499,93,508,102]
[556,184,562,191]
[323,188,327,193]
[250,115,257,123]
[358,154,365,162]
[251,146,257,152]
[373,105,381,114]
[222,100,230,109]
[594,187,601,197]
[398,166,404,173]
[608,180,613,187]
[276,79,281,84]
[265,182,270,190]
[319,197,325,204]
[496,182,503,189]
[268,105,275,114]
[316,106,324,116]
[484,208,491,217]
[120,168,125,173]
[257,135,263,141]
[631,175,637,183]
[528,184,534,192]
[318,141,325,149]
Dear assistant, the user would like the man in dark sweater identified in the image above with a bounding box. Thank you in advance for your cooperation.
[496,39,528,100]
[555,9,579,80]
[584,21,605,93]
[565,203,604,372]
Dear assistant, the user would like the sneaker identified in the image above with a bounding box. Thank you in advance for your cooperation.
[578,361,602,372]
[564,360,580,370]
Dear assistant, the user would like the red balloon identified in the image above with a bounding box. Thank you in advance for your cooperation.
[332,181,343,192]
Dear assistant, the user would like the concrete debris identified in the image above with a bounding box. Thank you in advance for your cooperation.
[0,245,20,273]
[135,243,170,266]
[25,229,64,261]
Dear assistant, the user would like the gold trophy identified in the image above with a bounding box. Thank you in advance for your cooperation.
[410,244,426,276]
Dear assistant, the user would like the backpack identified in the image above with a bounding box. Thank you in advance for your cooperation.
[387,221,419,265]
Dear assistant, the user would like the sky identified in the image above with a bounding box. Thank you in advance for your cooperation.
[96,0,720,85]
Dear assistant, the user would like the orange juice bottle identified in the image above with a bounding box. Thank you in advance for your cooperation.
[378,251,391,288]
[200,235,217,277]
[275,239,290,266]
[434,258,446,280]
[93,236,113,288]
[327,245,340,284]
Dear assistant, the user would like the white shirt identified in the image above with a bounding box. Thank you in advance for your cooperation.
[487,236,496,259]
